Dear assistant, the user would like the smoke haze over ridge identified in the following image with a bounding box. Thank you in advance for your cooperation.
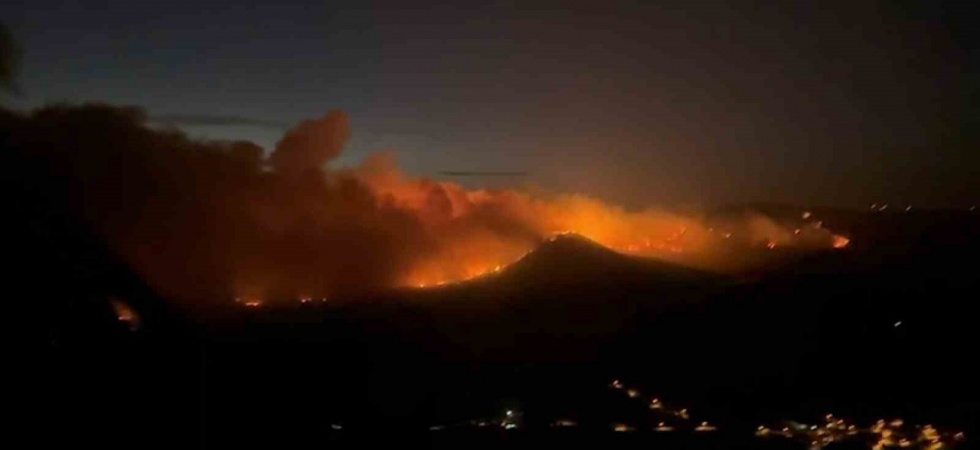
[3,103,846,309]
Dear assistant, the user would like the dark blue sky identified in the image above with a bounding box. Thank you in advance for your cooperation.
[2,1,975,207]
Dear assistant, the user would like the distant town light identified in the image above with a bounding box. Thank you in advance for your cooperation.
[696,421,717,432]
[553,419,577,428]
[613,423,632,432]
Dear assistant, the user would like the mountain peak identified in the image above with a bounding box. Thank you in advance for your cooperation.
[488,232,709,287]
[536,232,613,254]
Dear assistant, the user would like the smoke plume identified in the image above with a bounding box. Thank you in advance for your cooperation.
[2,104,845,309]
[270,110,350,174]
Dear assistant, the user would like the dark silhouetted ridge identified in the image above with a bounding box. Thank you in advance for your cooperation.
[494,233,715,289]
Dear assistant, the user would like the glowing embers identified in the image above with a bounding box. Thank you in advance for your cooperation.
[235,297,263,308]
[109,297,140,331]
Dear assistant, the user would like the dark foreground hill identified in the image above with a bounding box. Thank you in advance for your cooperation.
[16,197,980,447]
[205,218,977,439]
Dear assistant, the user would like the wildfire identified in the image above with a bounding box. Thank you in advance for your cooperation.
[393,210,848,289]
[235,297,263,308]
[235,148,856,301]
[22,106,859,308]
[110,297,140,330]
[340,154,856,291]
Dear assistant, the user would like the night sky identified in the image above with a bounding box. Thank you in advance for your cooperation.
[2,1,975,208]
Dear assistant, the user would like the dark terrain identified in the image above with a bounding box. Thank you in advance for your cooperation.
[16,194,979,448]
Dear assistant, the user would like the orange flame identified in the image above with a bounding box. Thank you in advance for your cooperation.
[342,155,851,289]
[109,297,140,330]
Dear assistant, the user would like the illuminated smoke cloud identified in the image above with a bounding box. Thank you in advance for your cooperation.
[3,104,847,311]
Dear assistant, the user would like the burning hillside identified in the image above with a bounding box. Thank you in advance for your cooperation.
[4,105,847,309]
